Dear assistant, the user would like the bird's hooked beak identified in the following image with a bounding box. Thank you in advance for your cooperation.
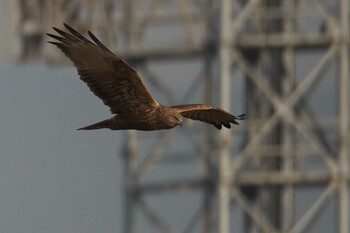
[178,118,183,127]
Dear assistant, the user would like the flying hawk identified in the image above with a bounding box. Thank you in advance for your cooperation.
[47,24,244,131]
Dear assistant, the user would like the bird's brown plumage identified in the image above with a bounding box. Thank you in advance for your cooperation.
[47,24,244,131]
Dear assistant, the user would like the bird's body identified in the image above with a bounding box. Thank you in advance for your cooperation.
[79,106,179,131]
[47,24,244,131]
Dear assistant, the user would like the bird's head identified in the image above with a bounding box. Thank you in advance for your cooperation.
[164,109,183,128]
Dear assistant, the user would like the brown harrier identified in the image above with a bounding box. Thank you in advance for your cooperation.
[47,24,244,131]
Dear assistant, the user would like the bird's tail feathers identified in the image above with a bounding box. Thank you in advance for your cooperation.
[77,118,113,130]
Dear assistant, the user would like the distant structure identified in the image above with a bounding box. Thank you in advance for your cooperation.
[9,0,350,233]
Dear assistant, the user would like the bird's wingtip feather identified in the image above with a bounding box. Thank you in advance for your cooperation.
[47,41,60,45]
[237,114,246,120]
[63,23,74,31]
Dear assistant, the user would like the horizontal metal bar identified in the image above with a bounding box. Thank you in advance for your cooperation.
[235,171,350,186]
[235,34,350,48]
[46,36,350,65]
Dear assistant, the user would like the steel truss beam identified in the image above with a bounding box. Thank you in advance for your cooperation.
[227,0,350,233]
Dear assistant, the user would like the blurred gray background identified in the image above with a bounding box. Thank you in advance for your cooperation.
[0,1,349,233]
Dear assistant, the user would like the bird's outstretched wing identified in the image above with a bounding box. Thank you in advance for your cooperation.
[171,104,245,129]
[47,23,159,116]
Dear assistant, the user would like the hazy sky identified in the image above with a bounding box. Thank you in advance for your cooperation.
[0,1,347,233]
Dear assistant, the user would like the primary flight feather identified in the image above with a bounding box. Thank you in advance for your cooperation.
[47,23,244,131]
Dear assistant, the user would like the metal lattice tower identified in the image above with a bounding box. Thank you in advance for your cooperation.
[7,0,350,233]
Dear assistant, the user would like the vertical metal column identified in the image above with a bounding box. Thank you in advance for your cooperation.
[282,0,296,230]
[123,1,139,233]
[122,133,138,233]
[339,0,349,232]
[265,0,283,227]
[218,0,232,232]
[0,0,20,59]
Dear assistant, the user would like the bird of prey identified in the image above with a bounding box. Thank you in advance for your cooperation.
[47,23,244,131]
